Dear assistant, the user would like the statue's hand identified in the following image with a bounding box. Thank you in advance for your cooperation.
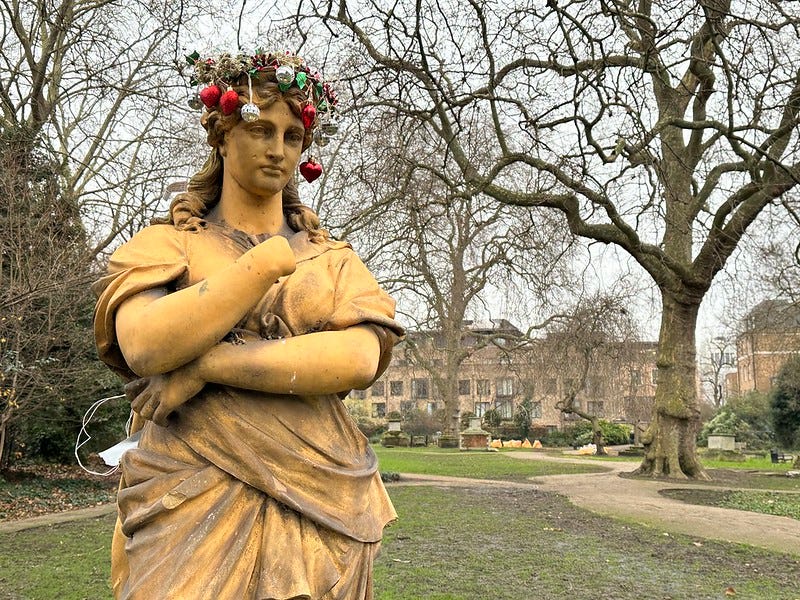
[252,236,297,279]
[126,363,205,426]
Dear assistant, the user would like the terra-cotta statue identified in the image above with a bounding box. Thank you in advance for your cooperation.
[93,50,403,599]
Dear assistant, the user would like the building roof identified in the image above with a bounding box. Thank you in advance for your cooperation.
[742,299,800,332]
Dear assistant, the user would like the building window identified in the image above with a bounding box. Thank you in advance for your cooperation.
[530,401,542,419]
[496,377,514,398]
[432,359,443,367]
[587,401,604,416]
[650,370,658,385]
[372,402,386,418]
[497,400,513,419]
[411,378,429,399]
[474,401,490,417]
[426,401,437,414]
[631,369,642,386]
[545,378,557,395]
[371,381,385,397]
[477,379,491,396]
[458,379,471,396]
[350,389,366,400]
[400,400,415,413]
[390,380,404,396]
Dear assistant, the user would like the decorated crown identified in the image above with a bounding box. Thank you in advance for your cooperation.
[185,50,339,182]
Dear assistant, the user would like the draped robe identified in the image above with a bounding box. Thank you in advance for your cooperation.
[93,223,402,599]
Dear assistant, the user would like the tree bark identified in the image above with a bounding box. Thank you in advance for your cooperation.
[591,416,606,456]
[635,294,709,479]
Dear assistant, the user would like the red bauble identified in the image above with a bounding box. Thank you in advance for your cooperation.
[301,104,317,129]
[299,158,323,183]
[199,85,221,108]
[219,90,240,115]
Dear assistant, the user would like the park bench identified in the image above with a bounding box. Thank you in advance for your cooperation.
[770,450,794,464]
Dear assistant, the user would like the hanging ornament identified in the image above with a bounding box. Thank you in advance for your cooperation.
[219,88,240,115]
[313,130,330,147]
[241,103,260,121]
[275,65,294,85]
[301,104,317,129]
[187,91,203,110]
[240,73,260,122]
[199,84,222,108]
[320,120,339,136]
[299,156,323,183]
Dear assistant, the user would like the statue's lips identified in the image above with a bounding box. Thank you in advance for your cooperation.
[260,166,283,175]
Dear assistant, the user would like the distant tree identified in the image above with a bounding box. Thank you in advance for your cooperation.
[545,293,641,455]
[699,336,736,408]
[770,356,800,449]
[320,110,574,441]
[0,0,216,467]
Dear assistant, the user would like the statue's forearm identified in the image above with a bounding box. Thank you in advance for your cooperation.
[115,237,296,376]
[195,326,381,395]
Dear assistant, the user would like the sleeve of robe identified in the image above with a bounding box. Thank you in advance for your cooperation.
[323,248,405,383]
[92,225,188,380]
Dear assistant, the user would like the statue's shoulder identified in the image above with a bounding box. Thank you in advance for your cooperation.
[110,224,188,264]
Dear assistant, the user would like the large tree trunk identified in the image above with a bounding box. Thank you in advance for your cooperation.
[634,294,708,479]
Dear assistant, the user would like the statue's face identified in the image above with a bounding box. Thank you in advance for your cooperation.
[219,100,304,199]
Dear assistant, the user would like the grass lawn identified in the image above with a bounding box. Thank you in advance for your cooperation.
[373,446,607,480]
[1,486,799,600]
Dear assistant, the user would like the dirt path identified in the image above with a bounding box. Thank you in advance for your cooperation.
[399,452,800,557]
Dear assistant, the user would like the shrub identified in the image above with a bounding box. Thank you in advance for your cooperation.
[460,411,476,429]
[571,420,632,446]
[539,428,572,447]
[401,408,443,436]
[483,408,501,428]
[770,356,800,449]
[699,393,775,451]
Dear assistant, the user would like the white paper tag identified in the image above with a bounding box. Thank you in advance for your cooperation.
[98,431,141,466]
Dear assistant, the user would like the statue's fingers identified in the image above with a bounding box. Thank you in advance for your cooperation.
[130,389,154,414]
[125,378,149,403]
[151,402,173,428]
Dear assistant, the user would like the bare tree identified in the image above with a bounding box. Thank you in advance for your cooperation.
[296,0,800,478]
[542,293,641,454]
[0,0,216,466]
[1,0,211,253]
[319,106,574,442]
[699,335,736,408]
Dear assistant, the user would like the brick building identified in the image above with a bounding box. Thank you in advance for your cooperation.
[351,320,658,430]
[729,300,800,396]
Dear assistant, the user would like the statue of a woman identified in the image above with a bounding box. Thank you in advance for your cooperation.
[93,51,403,599]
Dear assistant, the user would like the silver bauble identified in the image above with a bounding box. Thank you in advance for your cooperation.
[321,121,339,136]
[313,130,331,147]
[187,93,203,110]
[240,103,260,122]
[275,65,294,85]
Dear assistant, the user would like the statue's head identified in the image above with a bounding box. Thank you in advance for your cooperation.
[159,51,338,237]
[189,51,338,179]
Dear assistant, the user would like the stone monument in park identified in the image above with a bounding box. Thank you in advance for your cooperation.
[93,50,404,599]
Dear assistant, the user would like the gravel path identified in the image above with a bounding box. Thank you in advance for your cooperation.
[399,452,800,557]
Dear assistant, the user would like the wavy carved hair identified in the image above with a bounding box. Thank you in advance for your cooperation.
[154,78,327,242]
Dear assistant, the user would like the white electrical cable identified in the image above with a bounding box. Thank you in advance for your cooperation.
[74,394,128,476]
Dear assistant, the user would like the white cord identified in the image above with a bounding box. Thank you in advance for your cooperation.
[74,394,127,476]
